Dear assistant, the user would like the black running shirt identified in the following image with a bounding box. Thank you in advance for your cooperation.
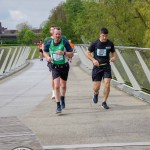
[88,39,115,64]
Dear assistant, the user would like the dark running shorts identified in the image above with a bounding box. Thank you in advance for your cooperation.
[51,63,70,81]
[39,49,43,53]
[92,65,112,81]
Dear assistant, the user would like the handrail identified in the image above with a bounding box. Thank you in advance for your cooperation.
[0,46,34,78]
[75,44,150,102]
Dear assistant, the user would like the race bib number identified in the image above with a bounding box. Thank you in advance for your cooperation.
[52,53,63,61]
[97,49,106,56]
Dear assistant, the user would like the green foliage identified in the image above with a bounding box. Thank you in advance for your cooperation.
[40,0,150,47]
[24,30,37,45]
[133,0,150,47]
[0,39,19,45]
[17,28,37,45]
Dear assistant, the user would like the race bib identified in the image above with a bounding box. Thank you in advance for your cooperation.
[97,49,106,56]
[52,53,63,61]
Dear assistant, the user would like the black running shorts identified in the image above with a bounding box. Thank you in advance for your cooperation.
[92,65,112,81]
[39,49,43,53]
[51,63,70,81]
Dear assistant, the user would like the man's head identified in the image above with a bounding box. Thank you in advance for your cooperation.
[53,27,62,43]
[50,25,56,36]
[99,27,109,42]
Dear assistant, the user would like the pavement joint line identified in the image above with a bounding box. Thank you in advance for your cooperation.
[43,142,150,149]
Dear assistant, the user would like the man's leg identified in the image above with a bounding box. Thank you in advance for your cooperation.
[92,81,101,103]
[60,79,67,96]
[101,78,111,109]
[40,51,43,61]
[60,79,67,109]
[103,78,111,102]
[59,65,69,109]
[93,81,101,94]
[51,74,55,99]
[54,77,61,113]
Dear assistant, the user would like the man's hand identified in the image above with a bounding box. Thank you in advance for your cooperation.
[46,56,53,62]
[92,59,99,67]
[110,57,116,62]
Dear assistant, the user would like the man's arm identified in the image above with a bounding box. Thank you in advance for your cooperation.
[86,50,99,67]
[43,51,53,62]
[64,51,74,58]
[110,51,117,62]
[43,42,53,62]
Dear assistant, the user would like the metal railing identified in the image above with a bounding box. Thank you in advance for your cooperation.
[0,46,38,78]
[75,45,150,101]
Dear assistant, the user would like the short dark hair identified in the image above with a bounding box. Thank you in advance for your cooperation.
[54,27,61,30]
[51,25,56,28]
[100,28,108,34]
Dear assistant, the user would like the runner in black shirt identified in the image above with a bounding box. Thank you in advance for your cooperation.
[86,27,116,109]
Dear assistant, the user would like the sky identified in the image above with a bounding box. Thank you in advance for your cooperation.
[0,0,65,30]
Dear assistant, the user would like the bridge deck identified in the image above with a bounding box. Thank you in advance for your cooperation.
[0,117,43,150]
[0,55,150,150]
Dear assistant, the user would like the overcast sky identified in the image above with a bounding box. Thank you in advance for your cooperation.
[0,0,65,30]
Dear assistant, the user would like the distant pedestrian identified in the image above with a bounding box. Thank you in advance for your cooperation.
[44,27,74,114]
[86,27,116,109]
[37,40,43,61]
[68,39,75,50]
[68,39,75,62]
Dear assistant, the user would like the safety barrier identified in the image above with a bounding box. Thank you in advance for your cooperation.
[0,46,38,79]
[75,45,150,102]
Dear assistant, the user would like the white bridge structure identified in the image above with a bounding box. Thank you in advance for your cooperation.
[0,45,150,102]
[0,46,37,78]
[75,45,150,102]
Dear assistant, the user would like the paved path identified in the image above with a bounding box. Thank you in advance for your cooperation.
[0,59,51,118]
[0,56,150,150]
[22,56,150,150]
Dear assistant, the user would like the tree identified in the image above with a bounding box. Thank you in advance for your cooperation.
[17,28,37,45]
[133,0,150,47]
[24,29,37,45]
[41,0,150,47]
[16,22,32,31]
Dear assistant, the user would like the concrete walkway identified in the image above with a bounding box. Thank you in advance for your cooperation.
[0,59,51,118]
[21,56,150,150]
[0,55,150,149]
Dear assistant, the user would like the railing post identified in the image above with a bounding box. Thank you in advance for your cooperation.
[15,47,26,68]
[31,48,37,59]
[135,50,150,83]
[11,47,22,70]
[116,49,141,91]
[0,49,4,61]
[5,47,17,73]
[0,48,12,75]
[111,62,124,84]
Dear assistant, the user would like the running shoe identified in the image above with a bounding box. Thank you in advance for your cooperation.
[101,102,109,109]
[60,96,65,109]
[92,94,98,104]
[56,106,62,114]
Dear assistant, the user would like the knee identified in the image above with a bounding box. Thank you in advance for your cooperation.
[55,84,60,90]
[61,84,66,89]
[105,81,110,88]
